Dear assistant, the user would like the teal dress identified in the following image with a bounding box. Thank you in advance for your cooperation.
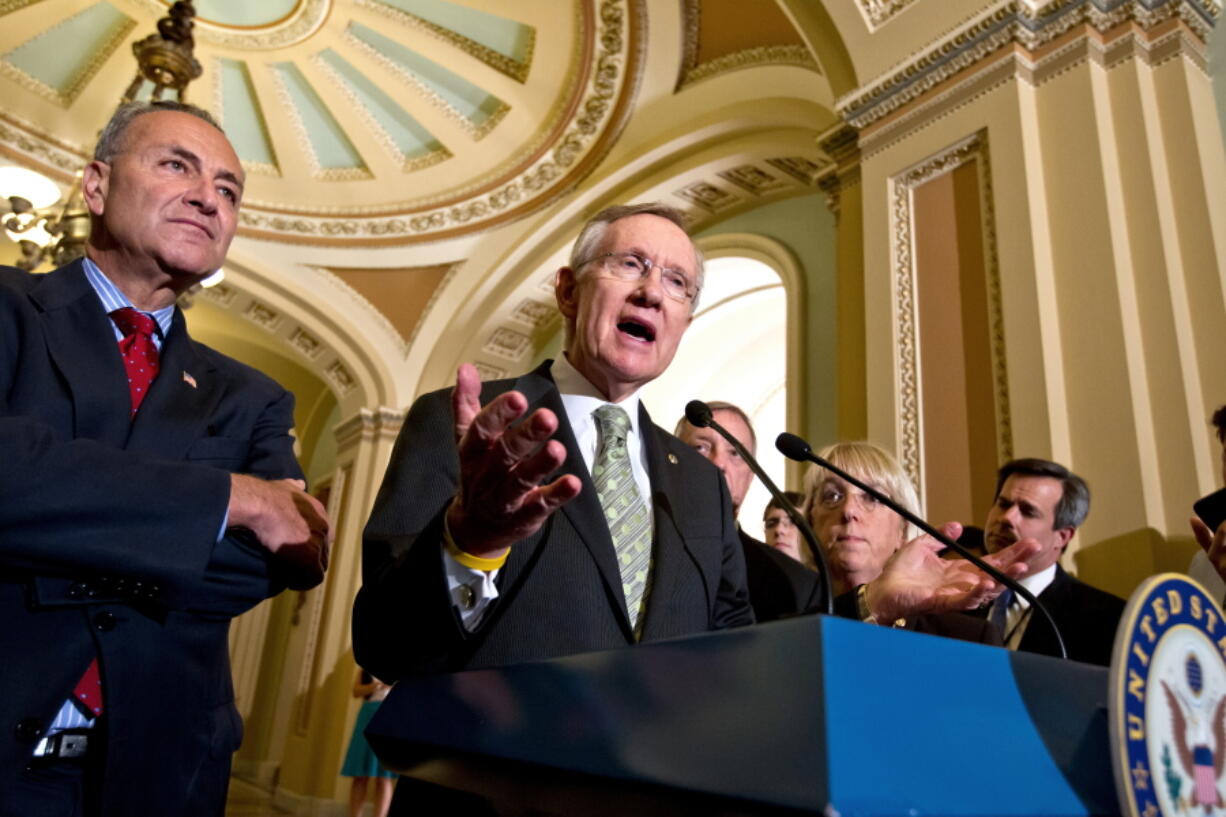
[340,679,396,779]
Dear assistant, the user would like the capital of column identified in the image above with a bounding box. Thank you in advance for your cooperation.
[333,407,405,452]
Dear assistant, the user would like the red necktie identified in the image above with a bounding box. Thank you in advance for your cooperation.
[110,307,161,416]
[69,309,162,718]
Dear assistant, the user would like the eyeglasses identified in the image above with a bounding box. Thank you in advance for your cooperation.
[585,251,698,304]
[815,483,888,510]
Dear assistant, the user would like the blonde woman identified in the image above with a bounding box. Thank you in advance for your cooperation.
[800,441,1023,643]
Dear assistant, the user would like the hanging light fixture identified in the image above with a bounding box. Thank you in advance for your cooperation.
[4,1,201,271]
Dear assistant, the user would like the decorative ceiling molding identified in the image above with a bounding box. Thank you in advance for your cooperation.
[680,44,816,89]
[134,0,331,50]
[0,110,85,177]
[354,0,536,83]
[342,23,509,141]
[0,4,136,107]
[0,1,645,248]
[855,0,922,31]
[235,0,645,246]
[856,11,1216,158]
[268,61,374,181]
[837,0,1219,130]
[664,155,826,227]
[199,280,360,398]
[312,50,453,173]
[0,0,43,16]
[675,0,817,90]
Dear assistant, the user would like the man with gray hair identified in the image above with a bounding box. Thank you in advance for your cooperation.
[356,203,753,683]
[0,100,330,816]
[981,458,1124,666]
[672,402,824,622]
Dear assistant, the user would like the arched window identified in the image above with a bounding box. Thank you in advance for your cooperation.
[642,255,788,540]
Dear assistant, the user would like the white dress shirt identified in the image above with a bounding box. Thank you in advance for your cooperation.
[996,563,1058,649]
[445,354,651,627]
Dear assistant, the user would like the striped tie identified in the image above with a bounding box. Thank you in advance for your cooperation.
[592,405,653,637]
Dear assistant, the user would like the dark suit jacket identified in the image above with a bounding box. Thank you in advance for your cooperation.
[353,361,754,680]
[737,529,824,622]
[1014,564,1125,666]
[0,262,309,817]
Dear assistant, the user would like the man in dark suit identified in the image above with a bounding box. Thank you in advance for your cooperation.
[0,101,330,816]
[354,203,753,682]
[673,402,824,622]
[982,458,1124,666]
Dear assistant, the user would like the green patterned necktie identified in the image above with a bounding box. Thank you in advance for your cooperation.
[592,404,653,637]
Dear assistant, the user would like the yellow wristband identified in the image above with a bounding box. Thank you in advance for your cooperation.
[443,513,509,571]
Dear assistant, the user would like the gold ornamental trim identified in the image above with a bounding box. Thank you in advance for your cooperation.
[888,131,1011,493]
[838,0,1220,131]
[233,0,644,246]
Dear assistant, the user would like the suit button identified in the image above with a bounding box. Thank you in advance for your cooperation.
[14,718,42,742]
[94,612,117,631]
[67,583,86,599]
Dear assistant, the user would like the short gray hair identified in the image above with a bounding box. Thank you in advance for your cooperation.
[568,203,705,310]
[94,100,224,163]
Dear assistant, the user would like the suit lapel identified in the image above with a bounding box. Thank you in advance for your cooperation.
[637,406,701,640]
[498,362,641,634]
[1020,565,1068,653]
[126,310,222,458]
[30,261,132,446]
[510,364,631,629]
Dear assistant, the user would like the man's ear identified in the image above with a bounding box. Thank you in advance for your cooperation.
[555,266,579,319]
[1054,526,1076,554]
[81,160,109,217]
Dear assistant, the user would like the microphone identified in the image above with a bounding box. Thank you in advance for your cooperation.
[774,432,1066,659]
[685,401,834,615]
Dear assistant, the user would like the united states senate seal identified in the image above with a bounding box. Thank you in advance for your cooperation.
[1111,573,1226,817]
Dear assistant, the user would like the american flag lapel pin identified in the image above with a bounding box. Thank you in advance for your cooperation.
[182,371,197,389]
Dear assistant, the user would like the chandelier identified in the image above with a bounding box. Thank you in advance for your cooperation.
[2,1,202,271]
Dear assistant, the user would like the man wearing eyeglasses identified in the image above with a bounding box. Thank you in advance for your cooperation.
[355,203,753,681]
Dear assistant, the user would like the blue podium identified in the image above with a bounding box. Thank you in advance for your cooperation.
[366,615,1117,816]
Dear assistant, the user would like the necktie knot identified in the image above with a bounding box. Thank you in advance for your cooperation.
[110,307,157,339]
[110,307,161,417]
[989,588,1015,635]
[594,404,631,444]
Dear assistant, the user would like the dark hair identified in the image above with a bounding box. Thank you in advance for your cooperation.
[672,401,756,454]
[94,100,223,163]
[994,458,1090,530]
[1213,405,1226,444]
[764,490,803,520]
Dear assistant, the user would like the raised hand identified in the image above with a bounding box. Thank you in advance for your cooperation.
[865,522,1041,622]
[446,364,582,558]
[1192,516,1226,584]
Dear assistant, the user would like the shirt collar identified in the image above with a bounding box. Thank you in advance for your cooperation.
[1013,562,1058,608]
[550,352,645,441]
[82,257,174,339]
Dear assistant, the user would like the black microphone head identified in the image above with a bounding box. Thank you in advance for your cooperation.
[775,432,812,461]
[685,400,713,428]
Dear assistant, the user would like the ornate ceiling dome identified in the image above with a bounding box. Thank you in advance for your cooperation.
[0,0,642,246]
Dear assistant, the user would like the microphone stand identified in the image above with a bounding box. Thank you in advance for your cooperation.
[774,432,1066,659]
[685,401,834,615]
